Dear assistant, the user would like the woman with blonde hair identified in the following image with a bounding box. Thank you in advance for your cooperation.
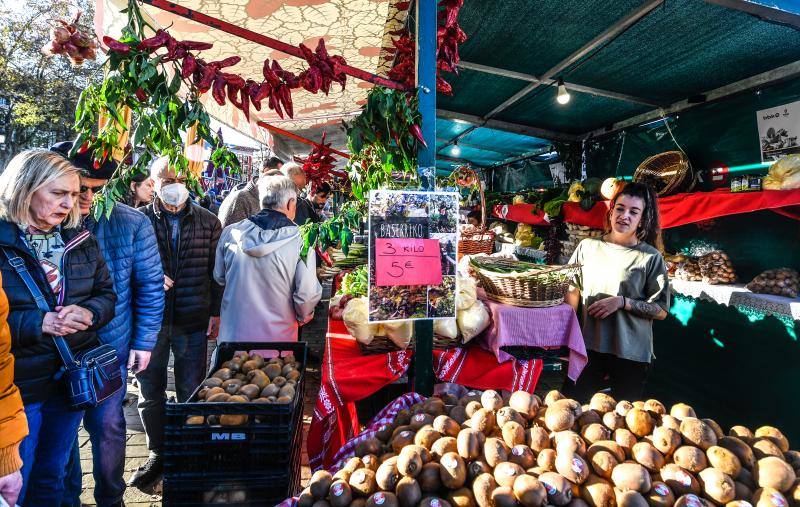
[0,149,116,506]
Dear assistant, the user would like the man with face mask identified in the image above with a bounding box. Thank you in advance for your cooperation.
[129,156,223,492]
[49,142,165,507]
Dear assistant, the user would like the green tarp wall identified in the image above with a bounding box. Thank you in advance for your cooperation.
[580,80,800,443]
[584,79,800,180]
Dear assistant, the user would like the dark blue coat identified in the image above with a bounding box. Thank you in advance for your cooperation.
[0,220,117,404]
[85,204,164,359]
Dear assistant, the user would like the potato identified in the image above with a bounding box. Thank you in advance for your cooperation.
[185,415,204,425]
[661,464,702,496]
[670,404,697,420]
[754,457,796,493]
[698,467,736,504]
[644,399,667,416]
[603,412,626,431]
[544,390,565,406]
[753,487,789,507]
[509,391,540,420]
[626,409,656,438]
[582,424,611,445]
[580,474,616,507]
[527,425,551,452]
[588,450,618,480]
[680,418,717,451]
[647,482,676,507]
[632,442,665,472]
[617,489,649,507]
[206,392,230,403]
[545,406,575,432]
[652,426,682,456]
[752,439,784,460]
[538,472,574,505]
[615,429,638,458]
[220,414,248,426]
[719,436,757,470]
[556,452,590,485]
[612,463,652,493]
[660,415,682,431]
[587,441,627,464]
[708,446,743,478]
[754,427,790,454]
[674,446,709,473]
[590,393,617,414]
[730,426,754,442]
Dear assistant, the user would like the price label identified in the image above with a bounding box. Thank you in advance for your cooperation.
[375,238,442,287]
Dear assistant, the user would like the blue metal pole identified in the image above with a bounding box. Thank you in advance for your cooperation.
[413,0,437,397]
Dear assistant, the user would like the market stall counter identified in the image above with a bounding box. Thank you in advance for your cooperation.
[308,319,544,471]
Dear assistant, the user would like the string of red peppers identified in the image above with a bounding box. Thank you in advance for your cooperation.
[295,132,348,190]
[102,29,347,121]
[387,0,467,95]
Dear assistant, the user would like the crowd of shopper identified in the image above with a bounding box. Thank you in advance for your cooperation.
[0,146,322,506]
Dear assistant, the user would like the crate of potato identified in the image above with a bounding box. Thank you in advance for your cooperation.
[292,389,798,507]
[164,341,306,481]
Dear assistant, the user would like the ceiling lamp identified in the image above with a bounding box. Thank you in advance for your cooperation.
[556,78,571,105]
[451,141,461,157]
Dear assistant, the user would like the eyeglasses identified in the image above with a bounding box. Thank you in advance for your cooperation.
[80,185,105,194]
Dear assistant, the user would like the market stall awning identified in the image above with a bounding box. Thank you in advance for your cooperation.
[95,0,409,144]
[434,119,553,171]
[438,0,800,142]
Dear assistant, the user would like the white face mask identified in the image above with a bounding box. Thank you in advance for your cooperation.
[159,182,190,207]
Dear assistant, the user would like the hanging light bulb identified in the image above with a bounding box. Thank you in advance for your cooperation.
[556,78,570,105]
[451,141,461,157]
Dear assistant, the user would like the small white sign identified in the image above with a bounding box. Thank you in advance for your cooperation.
[757,100,800,162]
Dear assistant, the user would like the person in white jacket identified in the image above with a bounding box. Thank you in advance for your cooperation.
[214,174,322,342]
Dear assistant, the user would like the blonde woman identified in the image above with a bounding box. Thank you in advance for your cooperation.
[0,149,116,506]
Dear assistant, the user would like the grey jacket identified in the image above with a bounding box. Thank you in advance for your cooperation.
[213,209,322,342]
[218,180,260,228]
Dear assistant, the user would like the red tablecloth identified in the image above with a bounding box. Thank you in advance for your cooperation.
[308,319,543,471]
[493,188,800,229]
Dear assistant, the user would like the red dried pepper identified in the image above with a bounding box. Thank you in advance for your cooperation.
[137,29,170,53]
[102,36,130,54]
[135,87,148,102]
[181,54,197,78]
[408,124,427,148]
[212,75,227,106]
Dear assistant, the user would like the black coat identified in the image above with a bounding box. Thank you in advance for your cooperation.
[141,199,222,335]
[0,220,117,404]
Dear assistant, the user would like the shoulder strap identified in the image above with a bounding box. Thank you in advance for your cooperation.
[2,248,50,312]
[1,248,75,366]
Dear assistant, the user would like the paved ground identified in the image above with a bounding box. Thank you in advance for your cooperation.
[75,280,565,506]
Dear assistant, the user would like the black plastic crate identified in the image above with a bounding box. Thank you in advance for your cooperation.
[164,342,306,477]
[163,413,303,506]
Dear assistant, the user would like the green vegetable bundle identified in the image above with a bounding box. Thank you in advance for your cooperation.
[340,265,368,297]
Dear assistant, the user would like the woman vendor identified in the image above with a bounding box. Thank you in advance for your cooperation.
[564,182,670,402]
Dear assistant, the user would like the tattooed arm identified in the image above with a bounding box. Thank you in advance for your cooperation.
[624,297,668,320]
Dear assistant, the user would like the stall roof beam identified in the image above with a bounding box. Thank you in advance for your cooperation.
[582,59,800,138]
[704,0,800,30]
[138,0,409,91]
[484,0,665,118]
[437,109,581,142]
[458,61,662,107]
[435,137,510,155]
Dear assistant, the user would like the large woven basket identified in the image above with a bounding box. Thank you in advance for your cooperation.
[470,257,580,308]
[456,167,494,259]
[633,151,695,196]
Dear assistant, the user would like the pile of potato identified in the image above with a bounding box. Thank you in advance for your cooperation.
[186,352,301,426]
[297,389,798,507]
[746,269,799,299]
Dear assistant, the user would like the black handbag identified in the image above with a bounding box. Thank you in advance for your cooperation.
[3,248,122,410]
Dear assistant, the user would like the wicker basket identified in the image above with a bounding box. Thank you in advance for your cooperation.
[471,257,580,308]
[457,167,495,259]
[633,151,696,196]
[357,334,461,355]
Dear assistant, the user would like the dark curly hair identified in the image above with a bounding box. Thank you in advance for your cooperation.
[604,181,663,251]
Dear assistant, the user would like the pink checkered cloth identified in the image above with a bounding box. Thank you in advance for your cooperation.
[477,297,587,381]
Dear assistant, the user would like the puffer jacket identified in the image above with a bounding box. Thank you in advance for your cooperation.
[141,198,222,335]
[214,208,321,342]
[0,220,117,404]
[0,276,28,476]
[85,204,164,360]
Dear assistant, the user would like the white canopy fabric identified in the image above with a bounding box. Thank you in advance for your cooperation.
[94,0,408,151]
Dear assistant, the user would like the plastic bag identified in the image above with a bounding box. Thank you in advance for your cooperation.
[381,320,413,349]
[433,318,458,339]
[342,297,377,345]
[456,276,478,311]
[457,300,490,343]
[764,155,800,190]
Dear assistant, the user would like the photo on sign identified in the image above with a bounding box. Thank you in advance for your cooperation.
[757,100,800,162]
[429,194,459,233]
[427,276,456,318]
[368,190,459,322]
[431,233,457,276]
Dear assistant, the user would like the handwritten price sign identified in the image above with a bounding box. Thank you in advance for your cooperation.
[375,238,442,287]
